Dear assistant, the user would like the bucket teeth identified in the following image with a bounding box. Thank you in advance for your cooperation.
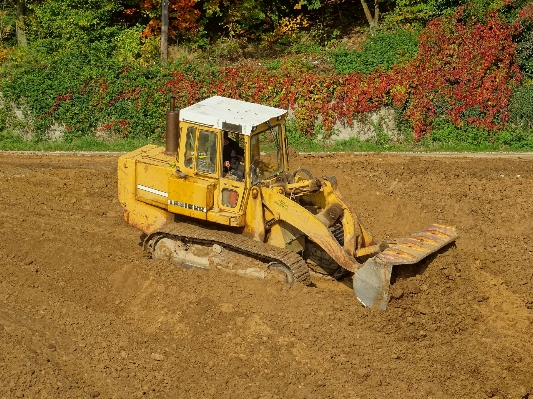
[377,224,457,265]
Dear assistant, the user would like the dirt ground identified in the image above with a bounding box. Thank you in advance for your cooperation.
[1,151,532,399]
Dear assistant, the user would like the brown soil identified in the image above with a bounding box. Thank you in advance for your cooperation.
[1,152,532,399]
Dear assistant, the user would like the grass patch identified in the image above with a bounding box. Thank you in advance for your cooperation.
[287,129,533,153]
[2,125,532,154]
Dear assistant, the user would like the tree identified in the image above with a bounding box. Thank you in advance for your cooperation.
[15,0,27,46]
[359,0,379,31]
[161,0,168,61]
[140,0,200,41]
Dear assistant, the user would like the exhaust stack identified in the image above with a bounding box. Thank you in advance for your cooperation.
[164,94,179,156]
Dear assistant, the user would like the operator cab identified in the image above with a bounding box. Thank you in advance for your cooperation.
[175,96,288,217]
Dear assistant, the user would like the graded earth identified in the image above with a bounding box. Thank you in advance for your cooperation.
[1,152,532,398]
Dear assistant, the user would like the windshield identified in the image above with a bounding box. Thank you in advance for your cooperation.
[250,124,283,184]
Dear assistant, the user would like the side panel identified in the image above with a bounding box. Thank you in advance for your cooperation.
[118,150,174,234]
[135,161,171,208]
[168,176,215,220]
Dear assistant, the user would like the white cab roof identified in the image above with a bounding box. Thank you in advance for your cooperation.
[179,96,286,135]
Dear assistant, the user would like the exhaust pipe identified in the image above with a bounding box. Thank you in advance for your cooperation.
[164,93,179,156]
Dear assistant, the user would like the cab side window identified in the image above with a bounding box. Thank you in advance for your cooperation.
[196,130,217,174]
[184,126,196,169]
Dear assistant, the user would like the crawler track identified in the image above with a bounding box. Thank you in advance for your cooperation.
[144,221,312,285]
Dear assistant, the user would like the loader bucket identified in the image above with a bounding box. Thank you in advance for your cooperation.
[353,224,458,309]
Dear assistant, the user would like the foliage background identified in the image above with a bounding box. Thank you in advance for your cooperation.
[0,0,532,150]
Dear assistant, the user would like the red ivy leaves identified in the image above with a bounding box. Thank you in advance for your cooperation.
[42,8,520,140]
[398,9,522,139]
[140,0,200,39]
[516,3,533,22]
[185,9,521,139]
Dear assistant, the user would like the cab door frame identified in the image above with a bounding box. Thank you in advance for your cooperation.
[173,123,220,218]
[218,134,248,214]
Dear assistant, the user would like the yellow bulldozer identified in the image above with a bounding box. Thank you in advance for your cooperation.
[118,95,457,309]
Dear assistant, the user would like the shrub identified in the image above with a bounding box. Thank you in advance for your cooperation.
[0,45,174,141]
[26,0,122,49]
[331,28,421,75]
[1,5,529,145]
[509,83,533,128]
[0,9,16,47]
[114,25,144,63]
[494,126,533,149]
[428,118,495,145]
[398,9,522,139]
[516,5,533,78]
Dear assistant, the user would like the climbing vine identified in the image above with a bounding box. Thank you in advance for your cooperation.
[1,7,531,142]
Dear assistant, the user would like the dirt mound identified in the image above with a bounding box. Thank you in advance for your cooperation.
[1,152,532,398]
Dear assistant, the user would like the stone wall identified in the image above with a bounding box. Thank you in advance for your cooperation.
[2,93,399,143]
[1,93,65,140]
[331,106,399,141]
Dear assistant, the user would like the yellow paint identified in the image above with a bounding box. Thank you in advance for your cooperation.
[243,187,265,240]
[267,221,305,253]
[168,176,215,219]
[261,187,359,272]
[118,107,378,272]
[117,149,174,234]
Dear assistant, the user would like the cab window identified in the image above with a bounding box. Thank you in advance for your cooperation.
[222,131,245,181]
[184,126,196,169]
[196,129,217,174]
[251,124,283,184]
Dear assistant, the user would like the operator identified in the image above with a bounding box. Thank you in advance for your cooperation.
[223,131,245,179]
